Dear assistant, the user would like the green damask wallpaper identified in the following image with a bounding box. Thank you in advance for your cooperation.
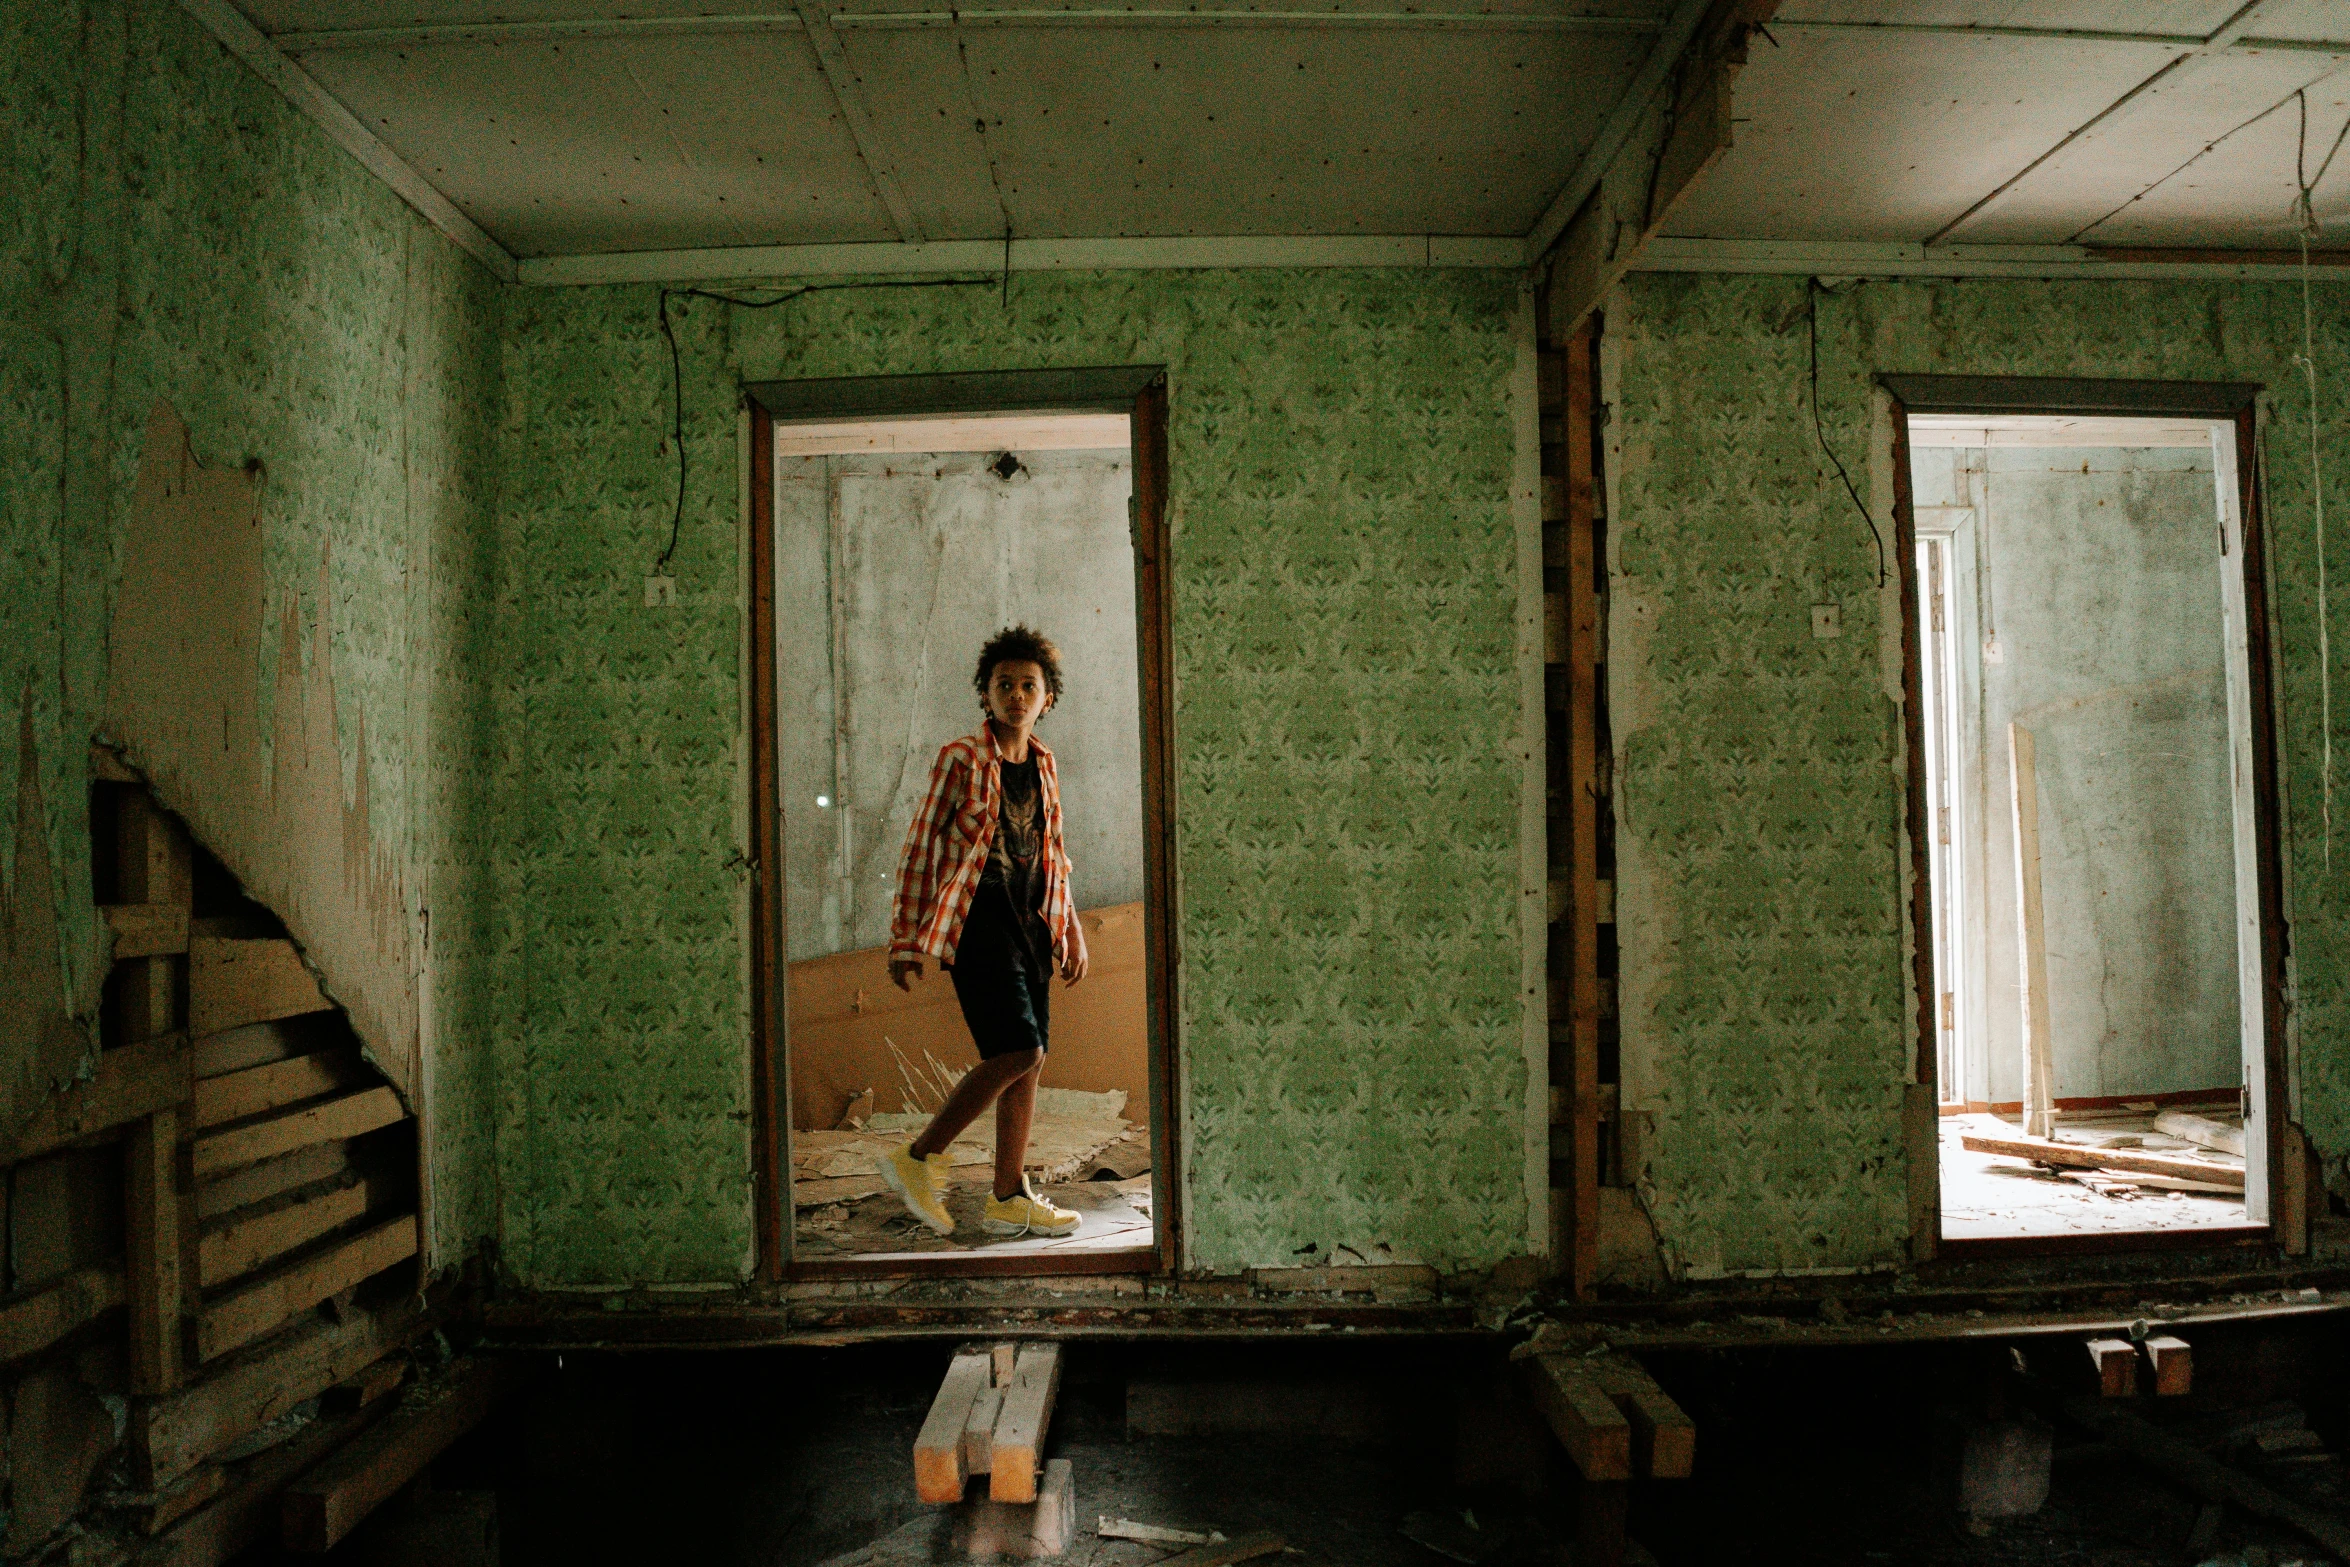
[0,0,503,1258]
[1608,272,2350,1276]
[489,271,1533,1283]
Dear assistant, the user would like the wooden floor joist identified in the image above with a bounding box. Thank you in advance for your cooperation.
[989,1343,1064,1503]
[1521,1352,1632,1481]
[281,1357,504,1553]
[195,1215,418,1362]
[914,1348,995,1503]
[2088,1337,2138,1397]
[2144,1334,2193,1397]
[1961,1131,2244,1187]
[1585,1355,1697,1479]
[192,1086,404,1178]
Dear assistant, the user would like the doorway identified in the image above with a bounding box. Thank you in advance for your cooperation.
[744,368,1177,1279]
[1890,392,2285,1252]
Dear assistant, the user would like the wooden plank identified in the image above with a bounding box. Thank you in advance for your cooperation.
[117,790,194,906]
[2154,1109,2245,1157]
[145,1393,399,1567]
[991,1340,1017,1387]
[280,1357,503,1553]
[107,903,191,959]
[0,1261,125,1365]
[193,1020,308,1080]
[1521,1352,1632,1481]
[914,1350,993,1503]
[1960,1131,2244,1187]
[135,1465,226,1536]
[989,1342,1064,1503]
[1585,1356,1695,1479]
[0,1033,193,1166]
[2087,1337,2138,1398]
[962,1384,1003,1475]
[134,1296,427,1484]
[192,1049,356,1130]
[189,937,330,1038]
[1147,1533,1285,1567]
[195,1214,417,1362]
[192,1086,404,1178]
[127,1109,185,1393]
[200,1179,373,1288]
[197,1142,352,1222]
[2144,1335,2193,1397]
[2009,723,2057,1139]
[1562,316,1601,1299]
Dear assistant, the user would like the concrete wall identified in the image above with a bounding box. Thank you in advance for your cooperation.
[1912,445,2242,1106]
[775,447,1142,962]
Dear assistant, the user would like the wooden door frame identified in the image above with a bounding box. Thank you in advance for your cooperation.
[741,366,1180,1282]
[1881,374,2289,1262]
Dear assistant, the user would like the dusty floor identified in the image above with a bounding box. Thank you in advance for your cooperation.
[1941,1112,2247,1241]
[799,1172,1154,1259]
[408,1320,2350,1567]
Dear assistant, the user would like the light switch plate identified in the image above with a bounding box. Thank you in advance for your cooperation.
[644,575,677,608]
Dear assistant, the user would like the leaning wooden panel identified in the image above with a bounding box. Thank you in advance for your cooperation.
[189,937,330,1038]
[0,1262,125,1366]
[914,1350,993,1503]
[191,1086,403,1178]
[195,1214,417,1362]
[1520,1352,1632,1481]
[199,1179,373,1288]
[989,1342,1064,1503]
[0,1033,192,1166]
[281,1357,504,1553]
[192,1049,356,1130]
[134,1297,427,1485]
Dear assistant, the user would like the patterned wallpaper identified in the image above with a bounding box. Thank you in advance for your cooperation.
[1608,272,2350,1276]
[489,270,1533,1282]
[0,0,503,1260]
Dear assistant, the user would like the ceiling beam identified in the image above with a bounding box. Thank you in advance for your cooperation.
[176,0,518,282]
[270,6,1662,51]
[1765,18,2350,57]
[517,233,1524,285]
[1922,0,2292,245]
[793,3,925,243]
[1634,236,2350,282]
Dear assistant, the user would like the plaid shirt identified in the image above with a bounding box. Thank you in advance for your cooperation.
[889,725,1085,970]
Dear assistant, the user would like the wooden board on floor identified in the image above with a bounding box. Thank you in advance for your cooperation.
[989,1342,1064,1503]
[1961,1131,2244,1187]
[1521,1352,1632,1481]
[0,1261,125,1366]
[189,937,331,1038]
[2154,1109,2246,1157]
[281,1357,504,1553]
[199,1179,374,1288]
[0,1033,192,1166]
[192,1049,359,1131]
[192,1086,404,1178]
[1149,1532,1286,1567]
[196,1215,417,1362]
[914,1349,994,1503]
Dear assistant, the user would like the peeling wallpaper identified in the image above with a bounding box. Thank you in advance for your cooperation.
[490,272,1533,1283]
[0,0,502,1260]
[1607,273,2350,1276]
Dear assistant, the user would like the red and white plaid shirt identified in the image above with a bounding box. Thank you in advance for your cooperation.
[889,725,1085,970]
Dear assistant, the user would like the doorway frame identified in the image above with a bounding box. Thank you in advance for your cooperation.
[1881,373,2287,1261]
[742,365,1179,1282]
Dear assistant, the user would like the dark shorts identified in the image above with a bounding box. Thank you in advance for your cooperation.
[946,891,1051,1060]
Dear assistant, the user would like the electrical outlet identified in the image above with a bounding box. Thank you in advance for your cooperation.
[1811,602,1842,639]
[643,574,677,608]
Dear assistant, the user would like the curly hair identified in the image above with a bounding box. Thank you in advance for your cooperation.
[973,624,1065,704]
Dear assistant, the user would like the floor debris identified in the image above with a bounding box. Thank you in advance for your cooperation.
[1097,1519,1224,1546]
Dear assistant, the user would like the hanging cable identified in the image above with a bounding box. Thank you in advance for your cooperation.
[2295,91,2338,868]
[1807,279,1887,588]
[650,276,995,572]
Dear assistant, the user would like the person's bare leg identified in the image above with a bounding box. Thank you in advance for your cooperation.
[910,1049,1041,1160]
[992,1055,1044,1200]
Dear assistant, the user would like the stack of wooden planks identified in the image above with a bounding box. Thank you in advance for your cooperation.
[915,1342,1063,1505]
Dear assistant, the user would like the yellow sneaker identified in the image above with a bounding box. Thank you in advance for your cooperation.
[879,1143,954,1236]
[982,1181,1080,1237]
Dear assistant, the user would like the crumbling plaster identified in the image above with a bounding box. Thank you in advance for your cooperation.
[0,0,503,1262]
[489,272,1534,1284]
[1606,272,2350,1278]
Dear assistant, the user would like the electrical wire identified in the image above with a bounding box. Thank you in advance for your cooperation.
[2294,89,2339,868]
[1807,279,1888,588]
[650,276,995,572]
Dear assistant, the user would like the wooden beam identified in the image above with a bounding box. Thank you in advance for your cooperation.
[1960,1131,2243,1187]
[2087,1337,2138,1398]
[989,1343,1064,1503]
[1521,1352,1633,1481]
[1585,1355,1696,1479]
[280,1357,504,1553]
[135,1296,428,1484]
[118,790,193,906]
[189,937,331,1038]
[144,1391,400,1567]
[2153,1109,2244,1157]
[107,903,191,960]
[200,1179,373,1288]
[0,1033,193,1166]
[192,1049,356,1130]
[2009,723,2057,1139]
[1560,319,1601,1299]
[1147,1534,1286,1567]
[2143,1335,2193,1397]
[197,1143,353,1222]
[127,1109,185,1393]
[914,1349,994,1503]
[193,1020,311,1080]
[195,1214,418,1362]
[0,1261,125,1365]
[192,1086,404,1178]
[962,1384,1003,1476]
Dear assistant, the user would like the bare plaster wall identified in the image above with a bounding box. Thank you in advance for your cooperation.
[1607,273,2350,1279]
[0,0,504,1262]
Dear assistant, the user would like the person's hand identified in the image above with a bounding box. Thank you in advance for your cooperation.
[1060,946,1089,986]
[890,958,924,992]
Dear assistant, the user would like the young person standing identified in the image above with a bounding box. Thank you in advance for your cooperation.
[879,626,1091,1238]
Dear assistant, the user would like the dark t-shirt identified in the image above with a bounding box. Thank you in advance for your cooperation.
[976,755,1052,980]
